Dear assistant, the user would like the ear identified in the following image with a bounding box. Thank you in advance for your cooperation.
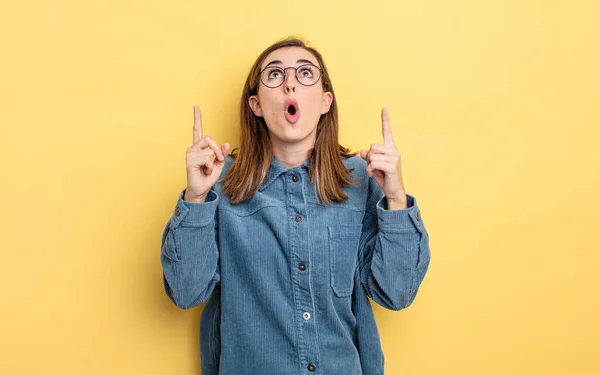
[321,91,333,115]
[248,95,263,117]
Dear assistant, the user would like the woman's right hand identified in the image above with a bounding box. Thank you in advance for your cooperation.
[184,106,230,203]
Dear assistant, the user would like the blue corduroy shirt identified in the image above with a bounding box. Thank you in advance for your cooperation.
[161,155,431,375]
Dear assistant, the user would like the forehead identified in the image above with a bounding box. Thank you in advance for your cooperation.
[261,46,319,69]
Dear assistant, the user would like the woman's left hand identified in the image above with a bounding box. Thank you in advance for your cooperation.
[359,108,408,210]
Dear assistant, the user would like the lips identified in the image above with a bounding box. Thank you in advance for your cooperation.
[284,99,300,124]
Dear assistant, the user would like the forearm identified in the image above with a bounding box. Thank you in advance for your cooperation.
[161,189,221,309]
[360,194,431,310]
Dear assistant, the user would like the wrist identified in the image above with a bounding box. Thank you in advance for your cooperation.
[386,193,407,210]
[184,190,207,203]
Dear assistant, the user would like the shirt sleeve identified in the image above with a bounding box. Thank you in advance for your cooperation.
[161,188,221,309]
[357,177,431,311]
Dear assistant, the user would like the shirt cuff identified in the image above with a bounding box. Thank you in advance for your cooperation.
[169,189,218,228]
[376,193,424,233]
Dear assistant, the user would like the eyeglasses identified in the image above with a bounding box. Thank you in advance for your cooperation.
[258,64,323,88]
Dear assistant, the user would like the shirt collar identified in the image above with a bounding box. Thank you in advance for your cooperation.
[259,156,310,191]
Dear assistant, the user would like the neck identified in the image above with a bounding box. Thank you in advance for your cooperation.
[271,140,314,168]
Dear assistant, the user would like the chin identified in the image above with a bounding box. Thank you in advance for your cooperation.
[266,116,318,144]
[270,129,312,145]
[288,125,318,141]
[280,132,310,144]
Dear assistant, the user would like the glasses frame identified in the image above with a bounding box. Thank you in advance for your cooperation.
[258,63,323,88]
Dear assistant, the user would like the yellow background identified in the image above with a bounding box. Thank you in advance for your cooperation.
[1,0,598,374]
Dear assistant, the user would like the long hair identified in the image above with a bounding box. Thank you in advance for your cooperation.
[221,37,356,204]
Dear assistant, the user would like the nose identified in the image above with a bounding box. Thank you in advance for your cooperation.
[283,68,296,94]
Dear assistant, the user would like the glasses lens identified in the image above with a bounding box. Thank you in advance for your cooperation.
[261,67,285,88]
[297,65,320,86]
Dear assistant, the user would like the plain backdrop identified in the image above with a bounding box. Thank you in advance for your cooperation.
[1,0,599,374]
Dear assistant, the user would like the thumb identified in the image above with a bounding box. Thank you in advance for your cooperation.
[359,150,368,160]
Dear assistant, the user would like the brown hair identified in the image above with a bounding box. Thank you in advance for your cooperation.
[221,37,356,204]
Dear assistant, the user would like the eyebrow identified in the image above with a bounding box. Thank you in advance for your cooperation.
[263,59,318,68]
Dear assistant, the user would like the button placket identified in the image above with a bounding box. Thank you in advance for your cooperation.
[285,169,319,371]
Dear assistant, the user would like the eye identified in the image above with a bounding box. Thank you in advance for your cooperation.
[298,66,314,78]
[267,68,284,80]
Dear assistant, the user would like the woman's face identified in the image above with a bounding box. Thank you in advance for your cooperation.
[249,46,333,149]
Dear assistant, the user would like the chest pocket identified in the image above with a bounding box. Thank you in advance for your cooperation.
[328,224,363,297]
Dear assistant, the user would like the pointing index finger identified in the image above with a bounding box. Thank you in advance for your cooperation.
[193,106,203,144]
[381,107,396,148]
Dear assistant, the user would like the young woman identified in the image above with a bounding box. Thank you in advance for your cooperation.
[161,37,431,375]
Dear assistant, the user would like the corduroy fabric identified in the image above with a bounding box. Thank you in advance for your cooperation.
[160,155,431,375]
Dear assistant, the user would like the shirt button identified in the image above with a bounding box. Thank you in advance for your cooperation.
[298,262,307,271]
[292,173,300,182]
[416,211,421,221]
[307,363,316,372]
[295,214,304,222]
[175,207,181,216]
[302,312,311,320]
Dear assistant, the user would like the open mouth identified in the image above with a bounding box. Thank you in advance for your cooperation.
[284,99,300,123]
